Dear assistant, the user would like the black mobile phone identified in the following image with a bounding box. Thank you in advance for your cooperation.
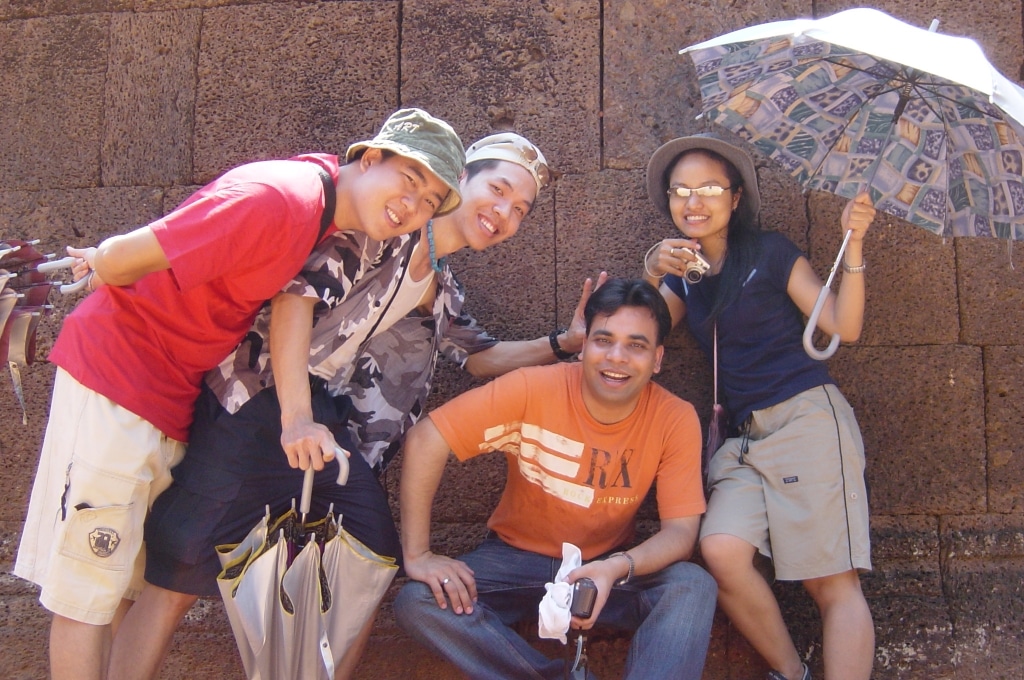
[570,577,598,618]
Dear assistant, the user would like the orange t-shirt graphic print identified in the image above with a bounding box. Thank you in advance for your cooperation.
[431,363,705,561]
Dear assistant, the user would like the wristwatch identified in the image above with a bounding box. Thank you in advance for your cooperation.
[548,328,575,361]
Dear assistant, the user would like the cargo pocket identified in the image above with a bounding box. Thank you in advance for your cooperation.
[57,458,141,573]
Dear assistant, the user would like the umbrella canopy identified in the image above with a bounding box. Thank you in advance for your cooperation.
[682,7,1024,241]
[215,467,397,680]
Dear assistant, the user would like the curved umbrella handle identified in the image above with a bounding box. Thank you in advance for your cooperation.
[35,256,91,294]
[35,256,74,273]
[60,278,90,294]
[802,229,855,361]
[803,286,841,360]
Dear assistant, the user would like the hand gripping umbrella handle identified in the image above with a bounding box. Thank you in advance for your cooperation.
[35,256,90,294]
[298,445,350,515]
[802,229,853,361]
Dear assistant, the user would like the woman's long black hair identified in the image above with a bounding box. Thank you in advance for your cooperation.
[664,148,762,326]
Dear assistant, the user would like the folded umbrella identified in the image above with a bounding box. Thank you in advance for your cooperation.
[215,463,397,680]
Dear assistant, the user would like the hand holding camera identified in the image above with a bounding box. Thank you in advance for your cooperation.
[678,247,711,283]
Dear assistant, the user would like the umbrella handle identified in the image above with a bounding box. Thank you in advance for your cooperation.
[803,287,841,360]
[300,467,314,516]
[35,256,91,294]
[35,256,74,273]
[802,230,853,361]
[335,446,350,486]
[299,445,350,515]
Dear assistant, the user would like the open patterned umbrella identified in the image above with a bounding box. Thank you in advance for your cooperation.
[681,8,1024,357]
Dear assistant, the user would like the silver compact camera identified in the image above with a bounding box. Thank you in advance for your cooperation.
[680,248,711,283]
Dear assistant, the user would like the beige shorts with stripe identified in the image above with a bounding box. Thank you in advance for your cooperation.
[699,384,871,581]
[14,368,185,625]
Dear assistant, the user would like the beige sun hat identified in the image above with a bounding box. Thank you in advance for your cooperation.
[646,133,760,219]
[465,132,551,192]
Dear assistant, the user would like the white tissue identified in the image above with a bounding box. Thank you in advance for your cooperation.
[538,542,583,643]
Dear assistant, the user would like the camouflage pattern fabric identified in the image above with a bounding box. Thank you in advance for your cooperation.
[206,228,497,475]
[206,229,412,414]
[336,265,497,475]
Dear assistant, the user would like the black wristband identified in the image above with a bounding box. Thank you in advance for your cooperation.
[548,328,575,361]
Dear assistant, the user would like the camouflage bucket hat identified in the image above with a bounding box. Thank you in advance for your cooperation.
[347,108,466,215]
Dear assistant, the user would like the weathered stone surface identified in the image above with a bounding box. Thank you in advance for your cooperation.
[942,514,1024,677]
[758,162,812,252]
[985,346,1024,512]
[830,345,986,515]
[957,237,1024,346]
[603,0,810,170]
[0,0,129,21]
[864,514,942,598]
[193,2,398,182]
[870,595,955,678]
[401,0,600,175]
[0,15,109,189]
[102,10,202,186]
[0,595,49,680]
[555,168,661,282]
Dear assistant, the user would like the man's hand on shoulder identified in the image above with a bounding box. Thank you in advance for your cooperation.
[404,550,478,615]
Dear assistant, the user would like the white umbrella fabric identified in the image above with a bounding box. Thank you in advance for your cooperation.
[215,466,398,680]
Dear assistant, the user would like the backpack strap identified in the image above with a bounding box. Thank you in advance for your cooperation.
[315,168,337,249]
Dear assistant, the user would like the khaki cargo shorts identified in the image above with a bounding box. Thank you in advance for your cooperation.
[14,368,185,625]
[699,384,871,581]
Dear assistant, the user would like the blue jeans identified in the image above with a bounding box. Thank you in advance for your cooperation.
[393,537,717,680]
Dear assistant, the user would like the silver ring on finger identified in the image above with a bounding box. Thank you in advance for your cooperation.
[670,247,678,255]
[442,577,451,585]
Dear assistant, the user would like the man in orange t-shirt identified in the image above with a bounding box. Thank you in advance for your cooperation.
[393,278,717,680]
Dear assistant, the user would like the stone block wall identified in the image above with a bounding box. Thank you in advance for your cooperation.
[2,1,1023,678]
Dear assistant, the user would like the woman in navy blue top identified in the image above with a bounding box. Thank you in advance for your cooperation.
[641,134,876,680]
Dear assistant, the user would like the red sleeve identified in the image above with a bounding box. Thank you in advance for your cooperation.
[151,182,298,292]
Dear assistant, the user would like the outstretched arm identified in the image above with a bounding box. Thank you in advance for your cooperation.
[788,192,875,341]
[269,292,340,470]
[464,272,607,377]
[400,417,478,614]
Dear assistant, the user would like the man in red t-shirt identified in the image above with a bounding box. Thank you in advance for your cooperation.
[13,108,465,680]
[393,278,717,680]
